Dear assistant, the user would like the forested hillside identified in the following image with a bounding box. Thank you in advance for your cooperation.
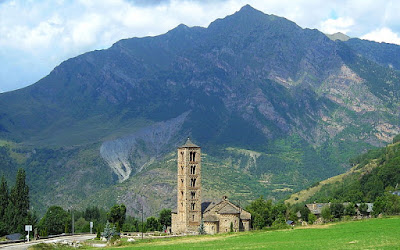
[288,135,400,215]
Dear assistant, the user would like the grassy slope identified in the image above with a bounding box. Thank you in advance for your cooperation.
[286,140,400,204]
[103,217,400,249]
[285,159,379,204]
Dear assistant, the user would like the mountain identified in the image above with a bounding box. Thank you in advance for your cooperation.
[326,32,350,42]
[1,5,400,216]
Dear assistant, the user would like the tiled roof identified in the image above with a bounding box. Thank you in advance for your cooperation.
[219,204,240,214]
[203,215,219,222]
[305,203,330,215]
[180,137,199,148]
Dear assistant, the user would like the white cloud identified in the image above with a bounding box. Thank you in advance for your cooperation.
[319,17,354,34]
[361,27,400,45]
[1,0,400,92]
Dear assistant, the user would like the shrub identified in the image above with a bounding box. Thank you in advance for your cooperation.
[308,214,317,224]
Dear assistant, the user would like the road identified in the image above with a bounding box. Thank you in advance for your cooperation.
[0,234,96,250]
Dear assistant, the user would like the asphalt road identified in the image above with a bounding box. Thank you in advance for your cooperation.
[0,234,96,250]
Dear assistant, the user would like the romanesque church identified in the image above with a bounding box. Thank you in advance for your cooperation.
[171,138,251,234]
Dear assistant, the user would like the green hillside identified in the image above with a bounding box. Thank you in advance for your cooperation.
[287,135,400,206]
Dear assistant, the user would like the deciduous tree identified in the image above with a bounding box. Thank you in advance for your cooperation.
[159,208,171,228]
[39,206,70,235]
[107,204,126,231]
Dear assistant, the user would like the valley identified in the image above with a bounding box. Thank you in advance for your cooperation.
[0,5,400,218]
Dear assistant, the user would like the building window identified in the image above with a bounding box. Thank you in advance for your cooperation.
[193,152,196,162]
[181,191,184,197]
[190,165,196,174]
[191,191,196,199]
[181,152,184,161]
[190,152,193,161]
[191,203,195,210]
[191,178,196,187]
[181,166,184,173]
[181,179,184,186]
[192,215,195,221]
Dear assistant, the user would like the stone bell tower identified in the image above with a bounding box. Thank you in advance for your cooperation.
[171,138,201,233]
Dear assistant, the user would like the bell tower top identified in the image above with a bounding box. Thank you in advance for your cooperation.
[180,137,200,148]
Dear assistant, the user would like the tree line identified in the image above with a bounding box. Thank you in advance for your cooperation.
[0,168,172,238]
[2,167,399,238]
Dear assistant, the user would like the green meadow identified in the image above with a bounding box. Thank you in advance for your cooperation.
[105,216,400,249]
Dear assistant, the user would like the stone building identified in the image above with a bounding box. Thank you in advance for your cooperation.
[171,138,251,234]
[202,196,251,234]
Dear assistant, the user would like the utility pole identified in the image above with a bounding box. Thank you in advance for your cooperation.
[141,203,144,240]
[71,210,74,235]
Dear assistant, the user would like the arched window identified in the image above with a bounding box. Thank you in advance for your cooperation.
[181,166,184,173]
[181,179,184,186]
[180,151,184,161]
[191,191,196,199]
[191,203,195,210]
[181,191,184,197]
[189,152,193,161]
[190,166,196,174]
[191,178,196,187]
[192,215,195,221]
[193,152,196,162]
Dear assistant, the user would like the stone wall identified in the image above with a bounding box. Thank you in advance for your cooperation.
[219,214,240,233]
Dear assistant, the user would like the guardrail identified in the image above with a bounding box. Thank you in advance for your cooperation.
[0,233,93,246]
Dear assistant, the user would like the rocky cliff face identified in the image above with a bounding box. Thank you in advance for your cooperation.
[100,112,189,182]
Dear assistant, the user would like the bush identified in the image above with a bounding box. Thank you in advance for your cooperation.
[321,206,332,222]
[308,214,317,224]
[271,220,289,230]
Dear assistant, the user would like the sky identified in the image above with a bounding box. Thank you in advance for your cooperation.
[1,0,400,93]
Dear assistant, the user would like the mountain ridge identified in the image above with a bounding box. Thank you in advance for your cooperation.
[1,5,400,216]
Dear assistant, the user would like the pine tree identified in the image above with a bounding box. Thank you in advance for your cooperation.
[0,175,9,235]
[0,175,9,219]
[198,219,206,235]
[8,169,30,233]
[102,221,116,241]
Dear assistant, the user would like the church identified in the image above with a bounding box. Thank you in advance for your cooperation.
[171,138,251,234]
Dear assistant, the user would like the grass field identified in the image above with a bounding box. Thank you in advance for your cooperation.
[105,217,400,249]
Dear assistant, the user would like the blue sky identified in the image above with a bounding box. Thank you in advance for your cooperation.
[1,0,400,93]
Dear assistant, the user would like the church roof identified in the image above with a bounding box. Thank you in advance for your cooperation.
[240,210,251,220]
[202,201,214,213]
[219,203,240,214]
[180,137,200,148]
[203,196,251,220]
[203,214,219,222]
